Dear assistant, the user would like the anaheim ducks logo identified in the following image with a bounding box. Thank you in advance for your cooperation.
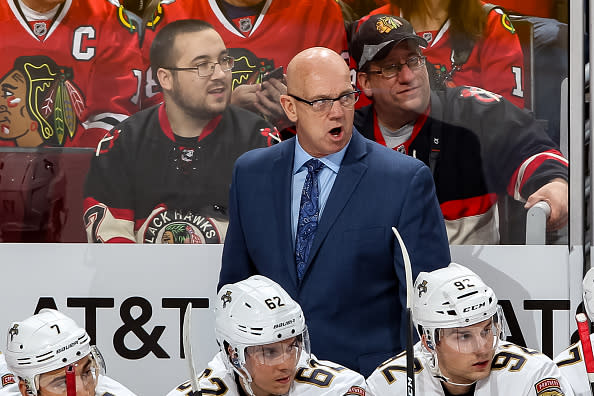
[0,56,85,147]
[141,208,226,244]
[376,16,403,34]
[228,48,275,90]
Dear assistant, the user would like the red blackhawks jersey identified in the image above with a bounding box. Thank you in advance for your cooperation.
[83,104,275,244]
[117,0,348,107]
[354,86,567,244]
[369,3,525,108]
[0,0,143,148]
[107,0,176,108]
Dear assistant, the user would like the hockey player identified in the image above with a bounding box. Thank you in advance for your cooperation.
[83,19,274,244]
[367,263,573,395]
[3,309,136,396]
[0,0,143,147]
[350,14,568,244]
[167,275,367,396]
[554,267,594,396]
[0,352,17,395]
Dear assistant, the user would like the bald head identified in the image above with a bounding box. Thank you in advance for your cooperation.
[286,47,350,96]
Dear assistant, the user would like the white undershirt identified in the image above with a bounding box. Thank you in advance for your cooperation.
[378,122,414,149]
[19,1,61,21]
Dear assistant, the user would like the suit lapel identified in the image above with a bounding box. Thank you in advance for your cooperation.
[271,140,299,287]
[303,131,369,276]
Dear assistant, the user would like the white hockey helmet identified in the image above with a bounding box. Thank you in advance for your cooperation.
[414,263,503,348]
[4,309,103,395]
[583,267,594,320]
[215,275,309,375]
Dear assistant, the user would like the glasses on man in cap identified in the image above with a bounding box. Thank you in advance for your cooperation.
[365,55,427,79]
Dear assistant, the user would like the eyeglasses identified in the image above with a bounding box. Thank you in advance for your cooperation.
[163,55,235,77]
[366,55,426,79]
[288,90,360,113]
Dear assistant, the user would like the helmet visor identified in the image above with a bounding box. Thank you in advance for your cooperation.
[37,356,99,395]
[437,318,501,354]
[245,334,304,366]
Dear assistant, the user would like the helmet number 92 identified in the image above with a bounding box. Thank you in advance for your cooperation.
[454,279,475,290]
[265,296,285,309]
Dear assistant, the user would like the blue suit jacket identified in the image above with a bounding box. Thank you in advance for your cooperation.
[219,129,450,376]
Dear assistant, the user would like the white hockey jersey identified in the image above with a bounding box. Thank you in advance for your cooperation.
[367,341,573,395]
[0,354,17,396]
[554,335,593,396]
[0,352,137,396]
[167,351,367,396]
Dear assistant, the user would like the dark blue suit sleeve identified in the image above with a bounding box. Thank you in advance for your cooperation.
[392,164,451,348]
[219,161,255,290]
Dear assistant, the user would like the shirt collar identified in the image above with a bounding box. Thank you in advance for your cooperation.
[293,135,350,175]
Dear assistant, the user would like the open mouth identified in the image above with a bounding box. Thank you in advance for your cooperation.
[329,127,342,136]
[1,125,9,135]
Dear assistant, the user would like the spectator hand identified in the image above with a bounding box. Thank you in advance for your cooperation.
[255,78,292,130]
[524,178,568,231]
[230,83,262,114]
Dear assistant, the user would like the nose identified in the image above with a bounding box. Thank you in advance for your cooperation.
[397,62,416,82]
[76,375,94,396]
[210,62,227,79]
[327,98,346,118]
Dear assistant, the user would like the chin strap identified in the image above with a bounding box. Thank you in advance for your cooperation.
[65,365,76,396]
[434,374,478,387]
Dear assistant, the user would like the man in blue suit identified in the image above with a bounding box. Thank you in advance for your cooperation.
[219,46,450,377]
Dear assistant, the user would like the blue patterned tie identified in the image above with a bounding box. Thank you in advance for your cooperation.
[295,158,324,282]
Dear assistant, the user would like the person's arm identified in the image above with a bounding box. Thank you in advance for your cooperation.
[478,9,525,108]
[528,355,575,396]
[393,164,450,348]
[524,178,568,231]
[219,159,256,290]
[83,127,136,243]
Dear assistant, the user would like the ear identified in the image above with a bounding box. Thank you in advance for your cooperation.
[157,67,173,91]
[421,334,435,352]
[227,345,240,368]
[18,380,29,396]
[280,94,298,122]
[357,72,373,98]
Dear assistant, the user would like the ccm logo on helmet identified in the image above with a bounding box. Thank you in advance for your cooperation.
[273,319,296,329]
[463,302,486,312]
[56,340,79,354]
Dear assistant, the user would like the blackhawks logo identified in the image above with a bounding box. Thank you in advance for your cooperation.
[116,0,175,47]
[228,48,274,90]
[0,55,85,147]
[140,207,227,244]
[376,16,403,34]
